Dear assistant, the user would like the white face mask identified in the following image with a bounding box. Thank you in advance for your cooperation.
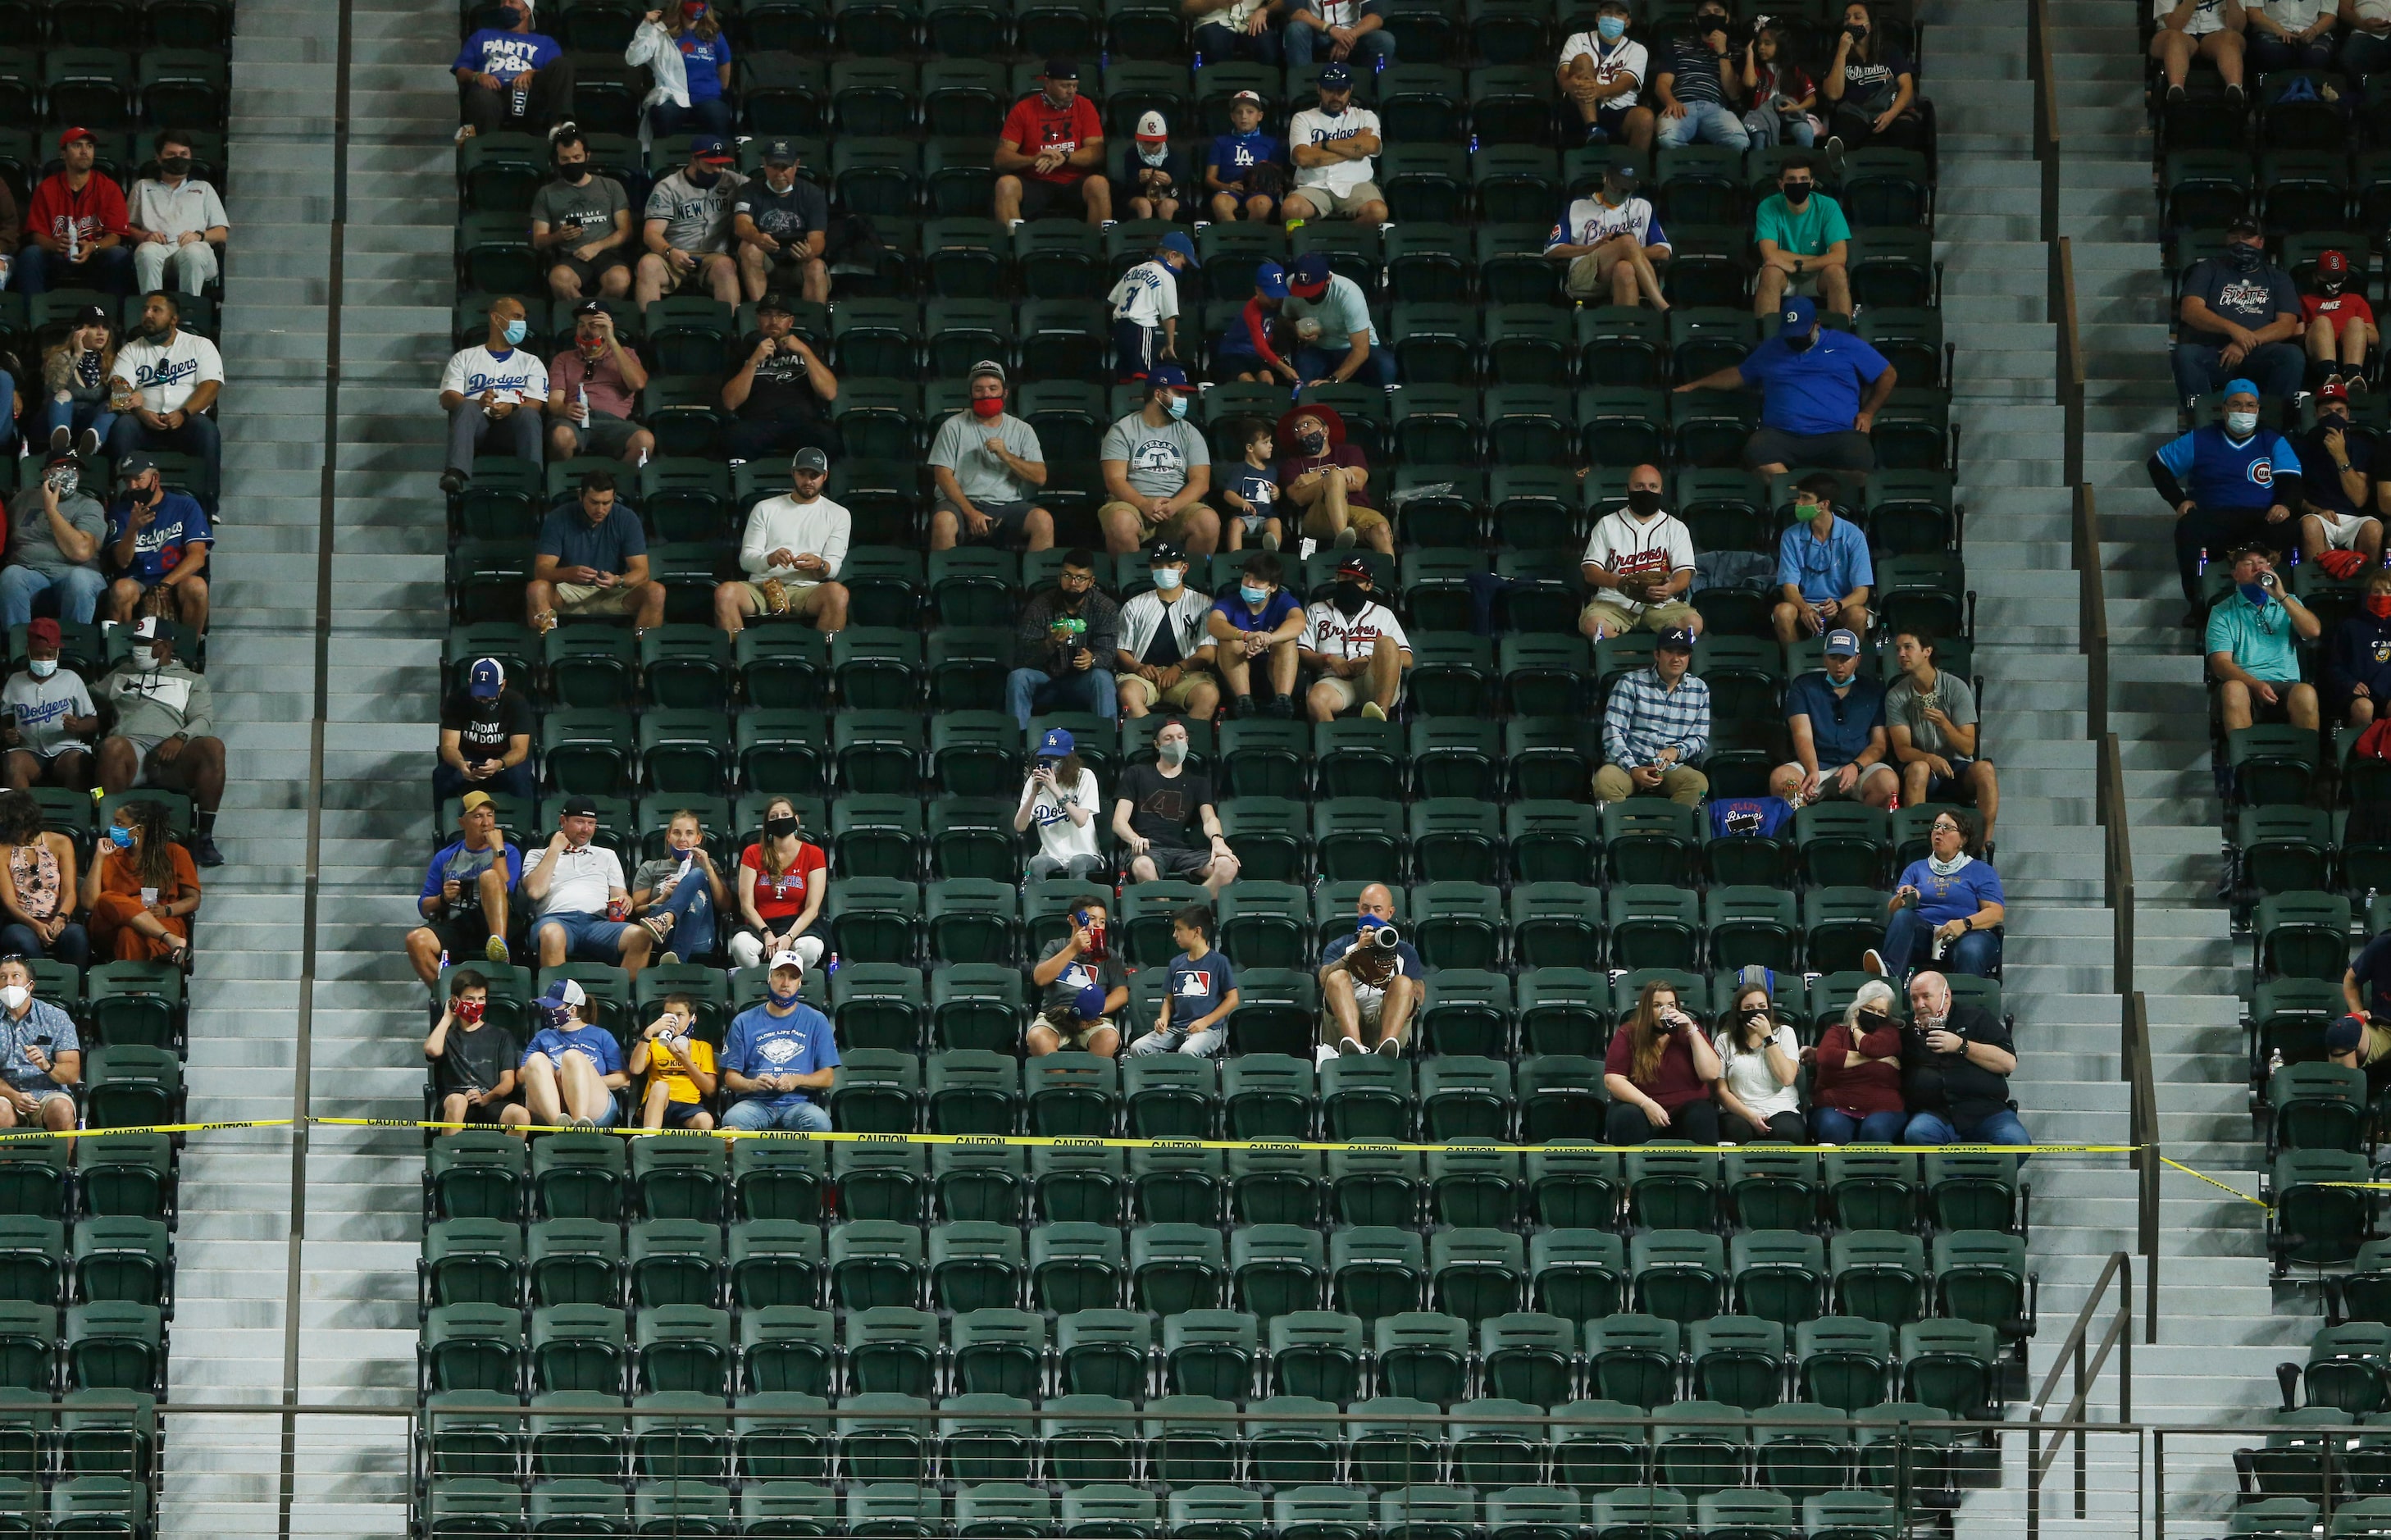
[2226,410,2259,437]
[1,987,32,1013]
[27,660,55,680]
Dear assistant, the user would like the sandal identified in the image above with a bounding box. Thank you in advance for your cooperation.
[641,914,674,945]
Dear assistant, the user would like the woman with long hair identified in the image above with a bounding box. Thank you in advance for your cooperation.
[630,2,735,139]
[1602,979,1723,1144]
[731,795,825,972]
[83,799,196,964]
[0,791,83,965]
[40,307,116,458]
[1015,728,1103,882]
[1822,2,1923,153]
[1712,983,1805,1142]
[1809,977,1906,1143]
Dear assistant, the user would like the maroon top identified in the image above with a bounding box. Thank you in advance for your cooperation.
[1810,1021,1906,1117]
[1278,444,1375,509]
[1605,1023,1710,1111]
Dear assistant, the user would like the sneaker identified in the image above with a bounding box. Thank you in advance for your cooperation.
[454,124,476,144]
[1359,701,1387,722]
[659,950,681,967]
[2326,372,2345,394]
[1264,695,1296,718]
[1584,122,1610,145]
[1374,1035,1402,1057]
[75,429,99,458]
[2355,375,2372,394]
[1860,948,1887,977]
[483,934,509,965]
[1261,530,1281,551]
[1332,525,1359,549]
[1337,1036,1364,1056]
[193,833,224,868]
[2225,82,2245,107]
[547,119,577,141]
[47,426,68,453]
[2166,83,2186,104]
[569,1116,597,1132]
[1232,693,1257,719]
[439,467,468,496]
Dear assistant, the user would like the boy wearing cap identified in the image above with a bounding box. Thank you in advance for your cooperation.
[532,130,634,302]
[2,618,96,794]
[1678,294,1894,476]
[519,978,629,1130]
[732,140,832,305]
[1206,92,1287,224]
[2296,382,2384,570]
[722,295,841,464]
[408,793,523,986]
[1027,897,1127,1058]
[437,657,535,803]
[452,0,575,139]
[438,297,548,494]
[103,455,211,633]
[15,129,130,298]
[1282,65,1386,226]
[1008,549,1121,727]
[1300,557,1409,722]
[1217,264,1296,385]
[1099,367,1220,557]
[1120,112,1194,223]
[636,138,746,306]
[1282,253,1393,388]
[2304,249,2376,394]
[1279,405,1387,552]
[1115,542,1222,721]
[2172,219,2306,409]
[994,60,1113,226]
[1595,626,1711,807]
[1,453,107,631]
[718,951,838,1132]
[546,302,653,466]
[929,362,1054,552]
[1108,231,1199,381]
[521,800,654,974]
[717,449,852,634]
[1558,1,1655,150]
[1546,162,1671,308]
[1784,628,1897,808]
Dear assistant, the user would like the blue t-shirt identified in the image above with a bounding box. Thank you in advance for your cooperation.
[105,490,212,586]
[1211,588,1300,635]
[1168,947,1236,1030]
[1321,930,1424,980]
[722,1000,840,1112]
[1737,331,1892,437]
[1784,672,1886,768]
[1709,796,1795,841]
[536,503,649,575]
[453,27,563,79]
[524,1023,624,1076]
[1208,130,1283,185]
[421,837,523,907]
[1222,463,1279,521]
[1774,516,1874,605]
[677,31,732,100]
[1894,857,2005,927]
[2152,425,2302,512]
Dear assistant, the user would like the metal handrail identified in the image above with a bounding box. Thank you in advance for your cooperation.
[2057,235,2085,487]
[2125,987,2162,1339]
[2077,486,2110,745]
[2027,1250,2135,1540]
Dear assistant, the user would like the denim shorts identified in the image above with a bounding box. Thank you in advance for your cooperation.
[535,909,634,960]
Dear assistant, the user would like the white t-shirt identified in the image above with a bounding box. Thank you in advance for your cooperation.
[2155,0,2228,34]
[2357,0,2391,22]
[1559,32,1647,89]
[738,494,853,586]
[1301,598,1410,662]
[114,330,223,415]
[1581,508,1696,620]
[2,672,93,758]
[440,344,549,406]
[2261,0,2330,21]
[540,842,625,918]
[1024,768,1102,864]
[1288,105,1382,196]
[1714,1024,1801,1120]
[1108,258,1181,329]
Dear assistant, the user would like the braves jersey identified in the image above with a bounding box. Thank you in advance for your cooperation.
[1547,194,1670,253]
[1300,599,1410,662]
[2152,424,2303,511]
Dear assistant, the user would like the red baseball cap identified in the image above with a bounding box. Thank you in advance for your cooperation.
[2320,248,2351,278]
[56,127,94,149]
[25,620,59,647]
[2320,380,2351,401]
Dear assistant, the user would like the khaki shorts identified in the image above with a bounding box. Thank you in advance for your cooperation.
[1100,500,1217,548]
[1292,180,1383,217]
[553,581,642,618]
[740,580,838,620]
[1121,671,1214,712]
[1580,598,1699,636]
[1300,503,1389,540]
[1313,671,1404,715]
[1040,1011,1118,1050]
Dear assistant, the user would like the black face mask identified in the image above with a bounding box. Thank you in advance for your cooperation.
[157,157,192,176]
[1784,330,1815,352]
[1332,581,1369,617]
[1845,21,1868,39]
[1742,1009,1770,1025]
[1626,487,1664,517]
[763,815,799,839]
[556,161,590,183]
[1697,10,1728,29]
[2229,242,2265,273]
[1856,1009,1889,1029]
[1782,182,1812,207]
[1296,431,1327,457]
[688,167,720,188]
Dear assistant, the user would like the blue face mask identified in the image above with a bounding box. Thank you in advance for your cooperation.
[1164,393,1188,420]
[1596,14,1626,38]
[1241,584,1270,606]
[1154,567,1182,590]
[106,825,132,850]
[500,318,526,346]
[2241,581,2272,608]
[767,985,800,1007]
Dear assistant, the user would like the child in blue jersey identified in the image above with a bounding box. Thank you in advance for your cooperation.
[1205,92,1287,223]
[1107,230,1200,381]
[1219,417,1284,552]
[1127,905,1240,1058]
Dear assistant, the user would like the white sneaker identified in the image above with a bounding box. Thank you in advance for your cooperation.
[1860,948,1888,977]
[1359,701,1387,721]
[1337,1036,1364,1056]
[1374,1036,1402,1057]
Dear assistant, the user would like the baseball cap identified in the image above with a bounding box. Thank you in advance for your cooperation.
[573,298,607,317]
[1606,161,1640,185]
[1230,89,1264,107]
[2225,376,2261,399]
[535,978,587,1023]
[1287,253,1332,298]
[2227,216,2263,238]
[2320,380,2352,402]
[767,948,809,973]
[690,134,734,165]
[1147,362,1191,391]
[116,453,157,479]
[1042,57,1079,80]
[1157,230,1200,267]
[1135,110,1169,141]
[41,453,75,475]
[559,795,599,818]
[2332,1014,2369,1054]
[1655,625,1696,653]
[1252,259,1289,300]
[1779,295,1818,335]
[1148,540,1187,565]
[755,291,793,316]
[1823,628,1861,657]
[969,358,1007,385]
[1318,62,1354,88]
[467,658,506,699]
[72,304,107,329]
[25,620,59,649]
[791,446,830,473]
[1037,727,1077,759]
[131,617,164,642]
[56,127,93,149]
[763,137,801,165]
[2321,248,2351,279]
[458,790,496,813]
[1071,982,1109,1022]
[1333,555,1373,583]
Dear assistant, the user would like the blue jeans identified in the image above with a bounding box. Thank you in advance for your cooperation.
[1195,18,1283,62]
[649,863,717,961]
[1004,667,1118,729]
[107,412,221,506]
[11,245,134,298]
[1878,905,2002,980]
[1903,1108,2030,1148]
[1742,104,1815,148]
[43,396,115,452]
[1656,99,1751,148]
[433,761,537,803]
[0,566,106,630]
[650,97,736,138]
[1810,1107,1906,1144]
[723,1096,831,1132]
[1292,343,1397,389]
[1282,17,1391,65]
[0,922,87,968]
[2171,339,2305,404]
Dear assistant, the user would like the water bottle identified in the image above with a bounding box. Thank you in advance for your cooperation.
[825,951,840,976]
[64,222,77,264]
[439,950,451,973]
[576,382,589,425]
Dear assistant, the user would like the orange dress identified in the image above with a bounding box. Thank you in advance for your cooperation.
[88,845,198,962]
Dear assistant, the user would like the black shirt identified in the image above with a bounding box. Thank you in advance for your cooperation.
[741,343,827,424]
[1899,1003,2013,1122]
[435,1020,521,1098]
[1142,620,1183,668]
[1117,763,1214,850]
[2352,932,2391,1020]
[2298,421,2375,518]
[732,178,831,248]
[439,686,533,762]
[1838,44,1912,114]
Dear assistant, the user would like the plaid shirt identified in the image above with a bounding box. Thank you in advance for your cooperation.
[1604,667,1710,768]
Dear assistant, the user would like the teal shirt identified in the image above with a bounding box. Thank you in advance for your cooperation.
[1285,273,1379,347]
[2206,594,2302,683]
[1752,191,1851,258]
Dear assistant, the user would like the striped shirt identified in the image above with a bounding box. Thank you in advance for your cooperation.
[1604,667,1711,768]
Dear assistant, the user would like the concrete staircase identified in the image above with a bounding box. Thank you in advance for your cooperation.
[156,0,449,1532]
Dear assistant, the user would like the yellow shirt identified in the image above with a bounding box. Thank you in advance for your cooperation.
[643,1034,715,1105]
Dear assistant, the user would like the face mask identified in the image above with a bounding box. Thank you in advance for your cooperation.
[1296,431,1327,457]
[2324,275,2347,295]
[767,983,800,1006]
[1240,584,1270,606]
[28,660,55,680]
[1158,740,1188,767]
[1784,331,1814,352]
[557,161,589,182]
[2226,410,2258,436]
[1138,141,1169,166]
[2240,581,2272,608]
[500,318,526,346]
[1153,567,1183,590]
[1332,581,1368,617]
[1597,14,1625,38]
[1626,488,1664,517]
[456,1000,485,1024]
[763,815,799,839]
[1698,10,1727,27]
[1742,1009,1769,1024]
[2369,595,2391,620]
[688,167,719,188]
[0,988,28,1015]
[1783,183,1811,206]
[1844,21,1867,38]
[970,396,1004,418]
[107,826,132,850]
[1164,394,1188,420]
[157,157,191,176]
[45,470,76,500]
[1856,1009,1888,1029]
[2230,242,2264,273]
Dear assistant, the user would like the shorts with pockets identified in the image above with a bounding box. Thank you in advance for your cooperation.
[1291,180,1383,217]
[553,581,643,618]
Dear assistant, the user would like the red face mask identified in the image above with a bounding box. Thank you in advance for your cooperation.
[971,395,1005,418]
[2367,595,2391,619]
[456,1000,485,1023]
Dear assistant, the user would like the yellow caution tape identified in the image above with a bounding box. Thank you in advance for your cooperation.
[2159,1154,2273,1210]
[0,1118,294,1141]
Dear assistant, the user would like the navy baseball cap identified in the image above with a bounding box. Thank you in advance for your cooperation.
[1072,982,1109,1021]
[1318,62,1354,88]
[1148,362,1191,390]
[691,134,733,165]
[1288,252,1332,297]
[1042,57,1079,80]
[1037,727,1076,758]
[1252,258,1289,299]
[1824,628,1861,657]
[2332,1014,2369,1053]
[1780,294,1819,335]
[467,658,505,699]
[1655,626,1696,653]
[763,137,800,165]
[1158,230,1200,267]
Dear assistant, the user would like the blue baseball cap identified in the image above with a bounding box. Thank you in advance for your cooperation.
[690,134,733,165]
[1158,230,1200,267]
[1148,362,1191,390]
[1037,727,1075,758]
[1779,295,1818,335]
[1288,252,1332,297]
[2224,376,2261,399]
[2332,1014,2368,1053]
[467,657,505,699]
[535,978,586,1026]
[1318,62,1354,88]
[1072,982,1109,1022]
[1252,259,1289,299]
[1823,628,1861,657]
[1655,626,1696,653]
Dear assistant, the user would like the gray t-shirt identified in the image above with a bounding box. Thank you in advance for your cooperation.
[6,485,104,581]
[644,168,747,254]
[530,174,629,242]
[1100,412,1211,500]
[1883,668,1979,759]
[631,854,690,898]
[929,410,1045,507]
[731,177,831,246]
[1036,936,1127,1021]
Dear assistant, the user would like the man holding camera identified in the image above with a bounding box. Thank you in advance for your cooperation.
[1318,882,1423,1061]
[1006,548,1120,729]
[1028,898,1128,1059]
[2206,545,2320,732]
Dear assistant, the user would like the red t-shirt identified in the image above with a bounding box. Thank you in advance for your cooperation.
[1605,1023,1710,1110]
[25,171,128,248]
[1001,93,1104,186]
[2305,291,2377,327]
[741,841,827,923]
